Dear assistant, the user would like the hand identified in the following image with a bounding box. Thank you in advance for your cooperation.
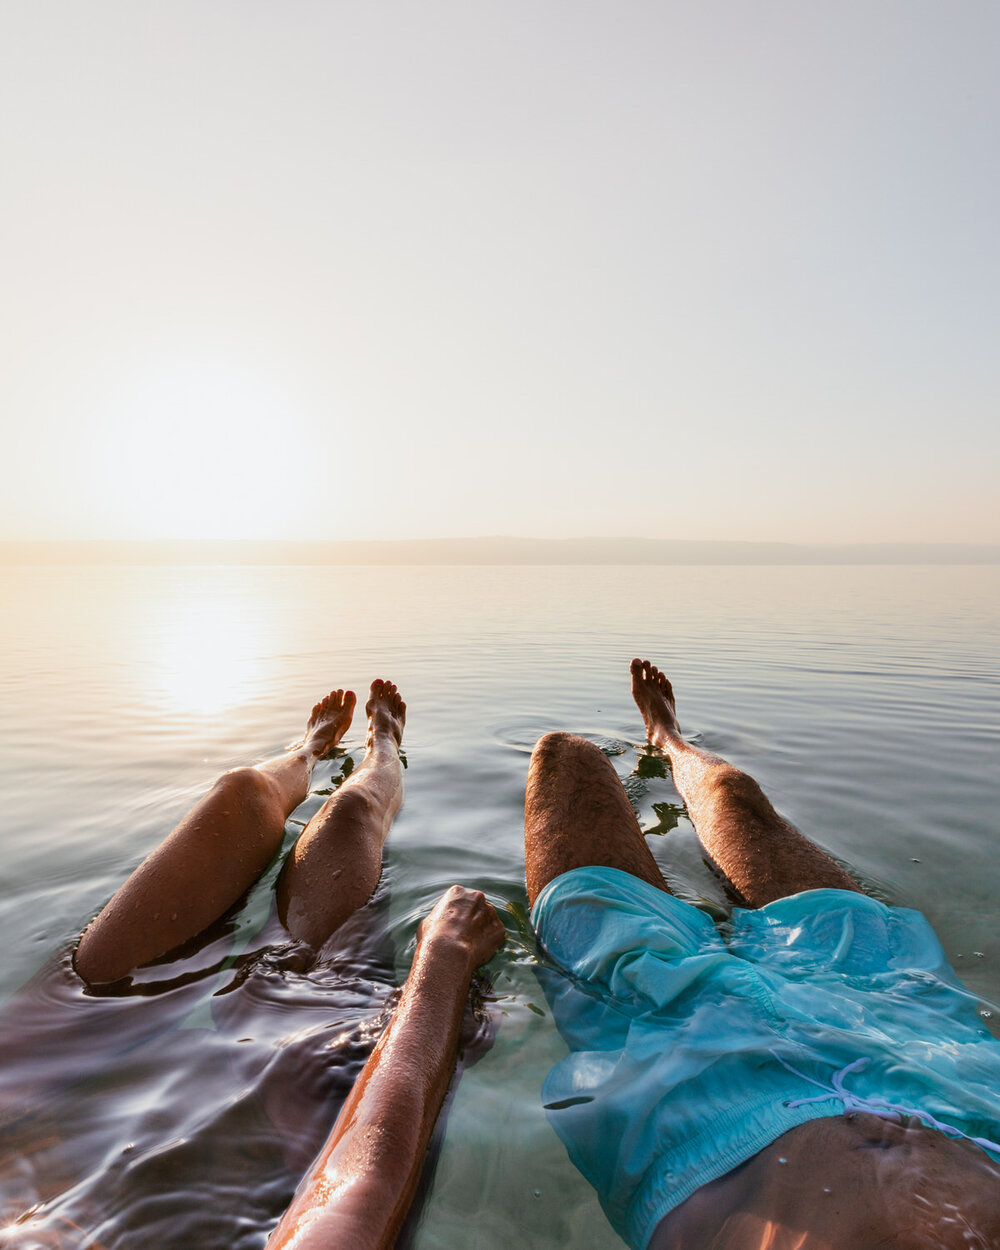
[418,885,506,968]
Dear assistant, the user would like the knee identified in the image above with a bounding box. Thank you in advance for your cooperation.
[530,731,598,768]
[528,733,611,801]
[327,783,377,829]
[703,764,768,812]
[213,766,281,814]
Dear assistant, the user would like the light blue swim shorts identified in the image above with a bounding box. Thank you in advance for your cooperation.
[531,866,1000,1250]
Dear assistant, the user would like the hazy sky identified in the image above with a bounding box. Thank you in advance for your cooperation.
[2,2,998,543]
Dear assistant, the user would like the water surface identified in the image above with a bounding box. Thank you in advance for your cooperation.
[1,564,998,1247]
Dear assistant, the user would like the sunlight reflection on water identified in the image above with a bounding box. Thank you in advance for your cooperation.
[136,581,275,717]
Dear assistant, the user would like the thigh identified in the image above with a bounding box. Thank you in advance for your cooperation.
[525,733,670,904]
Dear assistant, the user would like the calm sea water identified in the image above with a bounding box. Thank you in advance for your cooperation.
[1,564,998,1248]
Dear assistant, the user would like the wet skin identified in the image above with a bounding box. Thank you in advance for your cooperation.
[651,1112,1000,1250]
[268,885,505,1250]
[528,661,1000,1250]
[623,659,1000,1249]
[11,680,502,1249]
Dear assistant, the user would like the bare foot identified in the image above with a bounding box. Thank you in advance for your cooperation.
[366,678,406,748]
[630,658,681,748]
[290,689,357,757]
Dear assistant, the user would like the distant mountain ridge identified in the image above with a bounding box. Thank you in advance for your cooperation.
[2,539,998,565]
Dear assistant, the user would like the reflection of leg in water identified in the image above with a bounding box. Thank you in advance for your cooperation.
[74,689,357,985]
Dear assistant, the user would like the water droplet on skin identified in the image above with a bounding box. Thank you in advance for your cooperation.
[974,951,985,958]
[982,1010,993,1019]
[910,857,920,863]
[778,1157,787,1165]
[533,1190,541,1198]
[823,1188,831,1194]
[170,912,177,921]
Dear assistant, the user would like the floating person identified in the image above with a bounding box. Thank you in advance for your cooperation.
[0,680,504,1249]
[525,659,1000,1250]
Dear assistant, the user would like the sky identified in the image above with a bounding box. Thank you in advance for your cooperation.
[2,1,998,545]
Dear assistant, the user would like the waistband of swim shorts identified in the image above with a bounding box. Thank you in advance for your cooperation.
[531,865,894,936]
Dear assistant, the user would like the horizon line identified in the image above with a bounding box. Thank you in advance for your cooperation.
[2,537,998,566]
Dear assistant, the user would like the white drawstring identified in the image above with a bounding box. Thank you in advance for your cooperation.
[770,1051,1000,1156]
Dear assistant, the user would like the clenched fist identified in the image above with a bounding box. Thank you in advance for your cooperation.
[418,885,506,969]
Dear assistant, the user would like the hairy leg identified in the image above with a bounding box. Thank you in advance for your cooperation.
[524,730,669,907]
[277,680,406,951]
[74,690,356,985]
[630,658,861,907]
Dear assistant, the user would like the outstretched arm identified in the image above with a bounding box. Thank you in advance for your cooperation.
[268,885,505,1250]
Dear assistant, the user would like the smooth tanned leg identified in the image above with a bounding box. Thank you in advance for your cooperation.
[277,680,406,951]
[525,731,670,907]
[630,658,861,907]
[74,690,357,985]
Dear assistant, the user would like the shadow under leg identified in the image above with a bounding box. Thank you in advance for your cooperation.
[525,731,670,907]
